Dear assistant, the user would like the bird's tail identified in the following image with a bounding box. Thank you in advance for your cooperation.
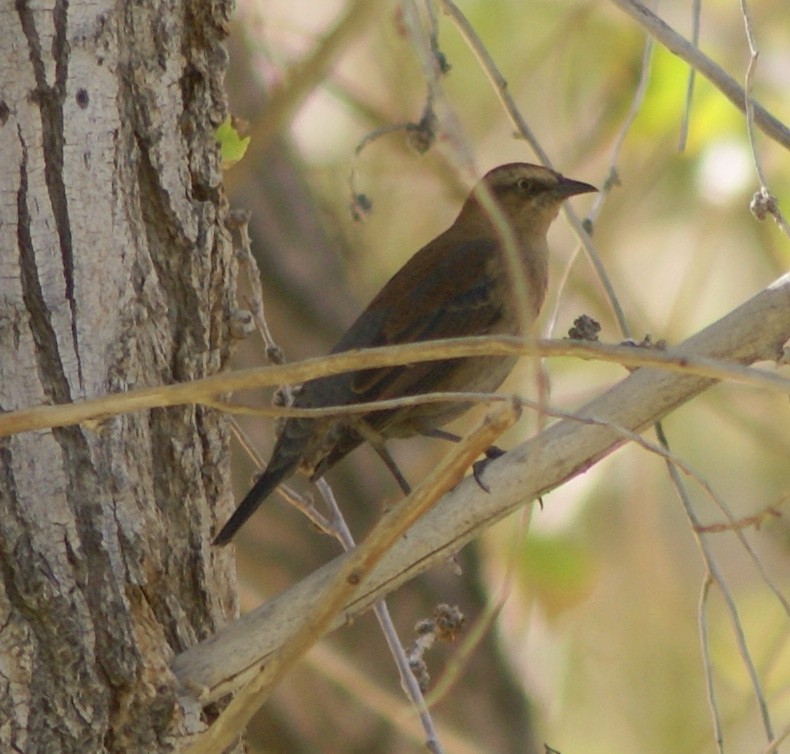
[212,455,298,546]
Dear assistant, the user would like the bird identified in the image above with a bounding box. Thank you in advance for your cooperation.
[214,163,596,545]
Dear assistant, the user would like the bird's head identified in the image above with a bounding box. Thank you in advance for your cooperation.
[459,162,597,239]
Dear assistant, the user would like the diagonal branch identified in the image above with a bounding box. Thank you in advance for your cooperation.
[610,0,790,149]
[181,400,518,754]
[171,274,790,706]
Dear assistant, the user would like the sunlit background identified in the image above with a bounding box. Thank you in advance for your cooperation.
[221,1,789,752]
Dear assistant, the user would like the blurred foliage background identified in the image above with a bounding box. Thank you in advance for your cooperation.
[219,1,789,752]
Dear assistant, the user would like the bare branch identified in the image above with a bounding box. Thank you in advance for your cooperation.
[180,401,518,753]
[610,0,790,149]
[4,302,790,439]
[171,276,790,706]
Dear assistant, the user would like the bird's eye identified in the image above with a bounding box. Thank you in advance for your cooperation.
[515,177,533,193]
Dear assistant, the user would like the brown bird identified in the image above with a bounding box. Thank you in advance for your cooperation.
[214,163,596,545]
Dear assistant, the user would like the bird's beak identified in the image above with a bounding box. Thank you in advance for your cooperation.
[555,176,598,198]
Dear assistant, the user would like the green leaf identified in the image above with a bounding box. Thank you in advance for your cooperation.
[216,116,250,170]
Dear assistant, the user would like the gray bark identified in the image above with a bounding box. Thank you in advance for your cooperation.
[0,1,238,752]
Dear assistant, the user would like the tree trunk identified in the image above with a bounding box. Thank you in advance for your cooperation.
[0,1,238,751]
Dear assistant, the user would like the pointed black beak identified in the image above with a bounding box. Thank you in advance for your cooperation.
[555,175,598,199]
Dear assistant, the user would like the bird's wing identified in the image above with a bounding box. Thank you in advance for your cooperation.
[341,236,506,402]
[300,236,505,479]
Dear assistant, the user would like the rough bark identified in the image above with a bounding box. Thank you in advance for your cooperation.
[0,1,237,752]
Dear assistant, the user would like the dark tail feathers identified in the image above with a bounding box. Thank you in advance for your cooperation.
[212,458,297,546]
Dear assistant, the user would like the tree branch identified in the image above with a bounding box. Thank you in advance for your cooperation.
[610,0,790,149]
[171,273,790,706]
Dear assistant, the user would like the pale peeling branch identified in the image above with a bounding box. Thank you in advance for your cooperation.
[181,401,519,754]
[610,0,790,149]
[171,274,790,708]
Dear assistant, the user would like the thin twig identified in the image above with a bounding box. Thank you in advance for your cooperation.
[317,479,447,754]
[610,0,790,149]
[235,216,284,364]
[678,0,700,151]
[739,0,768,189]
[4,332,790,438]
[233,195,449,749]
[227,415,335,535]
[762,721,790,754]
[436,0,546,163]
[439,0,630,337]
[426,502,531,706]
[181,401,520,754]
[671,437,776,747]
[697,577,725,754]
[738,0,790,236]
[399,0,535,342]
[548,25,656,339]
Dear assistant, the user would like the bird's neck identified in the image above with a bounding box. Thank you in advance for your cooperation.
[448,210,550,320]
[453,203,555,246]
